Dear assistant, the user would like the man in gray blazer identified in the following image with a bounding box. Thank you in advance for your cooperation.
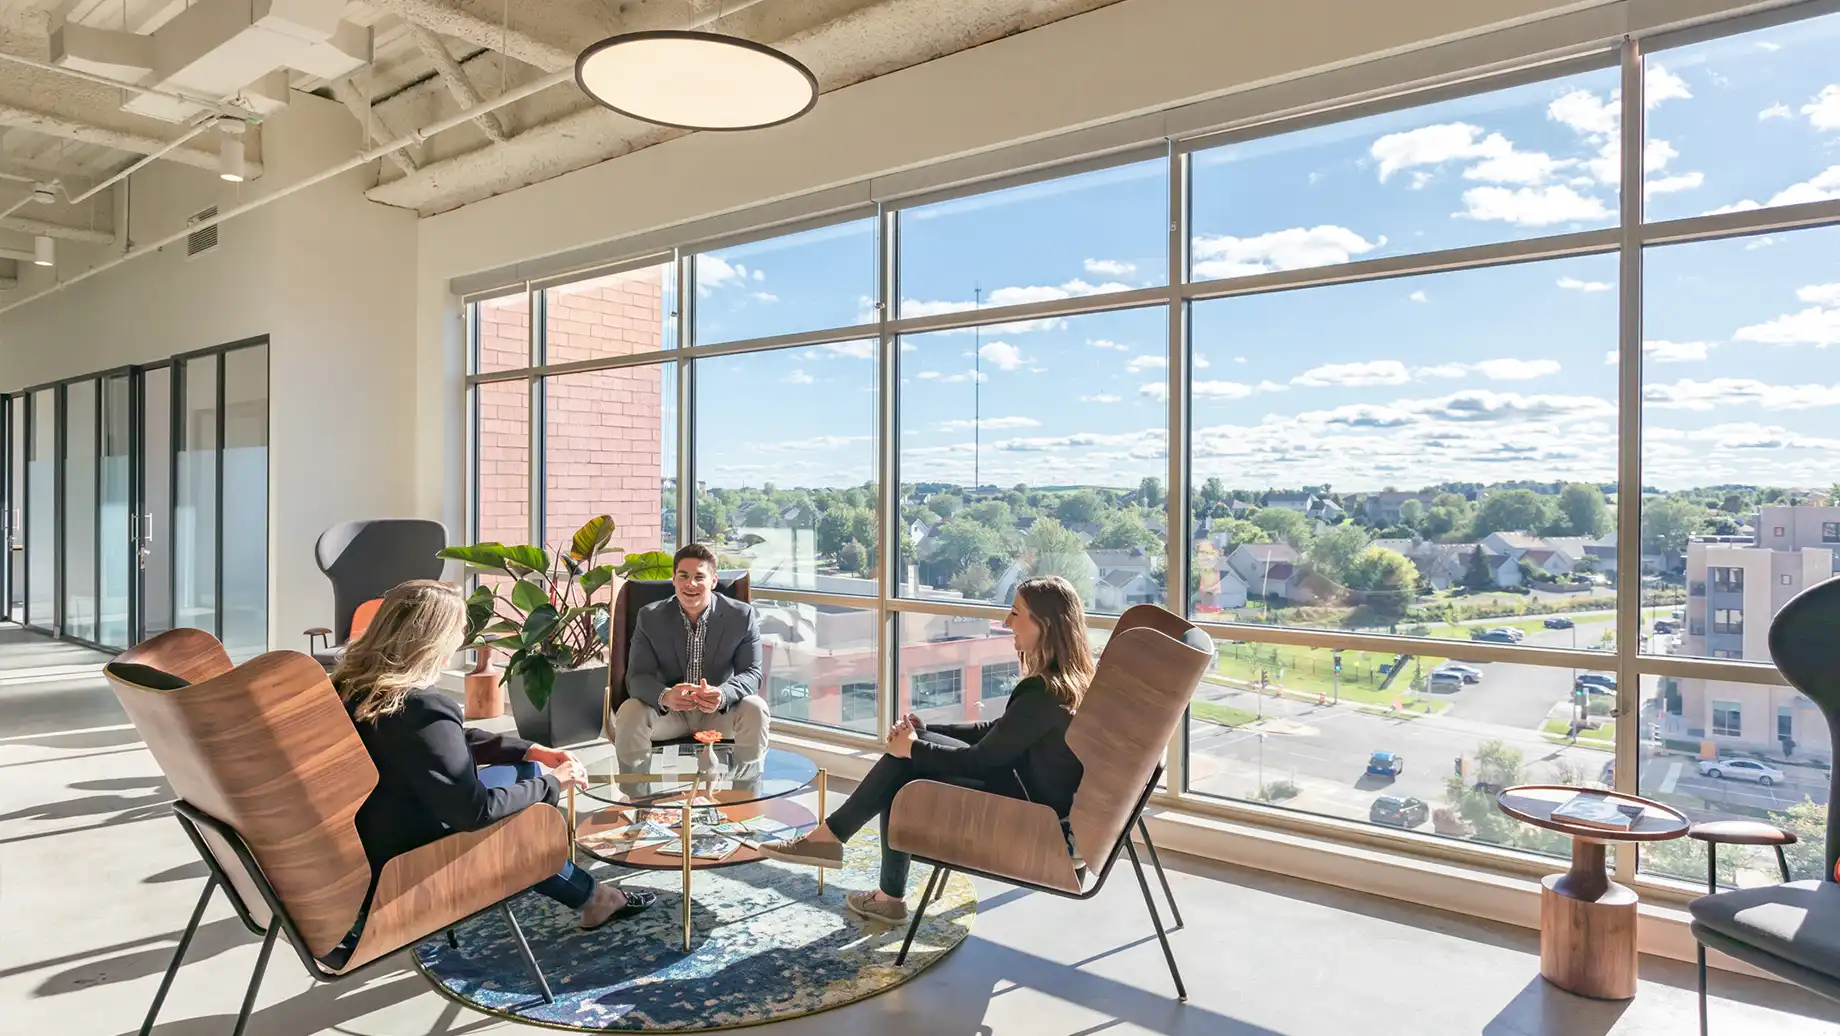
[614,543,770,770]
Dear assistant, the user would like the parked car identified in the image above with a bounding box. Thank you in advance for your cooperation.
[1698,757,1785,786]
[1488,627,1525,641]
[1370,795,1430,828]
[1544,616,1575,629]
[1654,619,1678,634]
[1471,630,1519,644]
[1427,671,1465,693]
[1436,663,1483,684]
[1366,751,1404,777]
[1576,672,1617,695]
[1599,760,1615,786]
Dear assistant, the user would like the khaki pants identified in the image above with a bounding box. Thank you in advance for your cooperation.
[613,694,770,772]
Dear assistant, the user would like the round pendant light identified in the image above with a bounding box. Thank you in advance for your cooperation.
[575,30,817,131]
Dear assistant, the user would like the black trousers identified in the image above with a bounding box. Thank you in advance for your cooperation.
[825,732,1024,897]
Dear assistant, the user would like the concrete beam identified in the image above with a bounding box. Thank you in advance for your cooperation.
[0,215,113,244]
[364,0,576,72]
[406,23,508,143]
[330,79,418,176]
[0,100,263,177]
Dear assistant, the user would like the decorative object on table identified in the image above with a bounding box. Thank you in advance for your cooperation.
[441,516,672,747]
[1550,792,1636,831]
[603,573,751,743]
[304,518,447,669]
[462,647,505,720]
[106,628,570,1036]
[414,831,975,1032]
[885,604,1210,1002]
[654,832,742,862]
[1689,574,1840,1034]
[1496,784,1689,1000]
[574,30,818,132]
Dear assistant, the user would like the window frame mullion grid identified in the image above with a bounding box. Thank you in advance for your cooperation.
[1611,35,1645,887]
[876,202,898,742]
[1163,138,1189,793]
[677,251,695,552]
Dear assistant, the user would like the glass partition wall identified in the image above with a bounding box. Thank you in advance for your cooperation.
[1,339,269,654]
[467,7,1840,894]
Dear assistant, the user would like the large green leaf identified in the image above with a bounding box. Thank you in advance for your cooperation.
[521,603,562,648]
[483,618,521,636]
[463,585,497,641]
[617,550,676,581]
[570,515,615,561]
[502,544,549,573]
[510,579,549,615]
[580,564,616,599]
[439,543,514,571]
[512,652,557,710]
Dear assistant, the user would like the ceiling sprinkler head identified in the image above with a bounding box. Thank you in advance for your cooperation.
[31,184,55,205]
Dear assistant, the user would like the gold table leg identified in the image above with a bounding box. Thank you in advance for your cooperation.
[817,768,827,897]
[681,799,693,951]
[567,786,576,866]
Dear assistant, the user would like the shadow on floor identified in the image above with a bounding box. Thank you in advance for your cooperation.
[33,916,257,998]
[1482,977,1630,1036]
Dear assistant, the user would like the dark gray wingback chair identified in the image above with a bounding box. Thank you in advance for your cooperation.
[1688,575,1840,1032]
[303,519,447,669]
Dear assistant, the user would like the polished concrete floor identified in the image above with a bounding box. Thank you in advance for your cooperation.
[4,626,1838,1036]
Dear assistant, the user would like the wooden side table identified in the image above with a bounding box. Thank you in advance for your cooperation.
[1497,785,1689,1000]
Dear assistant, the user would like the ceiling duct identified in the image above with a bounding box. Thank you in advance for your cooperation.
[51,0,371,124]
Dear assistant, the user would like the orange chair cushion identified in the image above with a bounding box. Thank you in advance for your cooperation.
[350,599,383,642]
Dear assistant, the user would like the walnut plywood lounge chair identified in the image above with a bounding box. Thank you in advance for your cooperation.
[107,629,567,1036]
[886,604,1213,1000]
[602,572,751,742]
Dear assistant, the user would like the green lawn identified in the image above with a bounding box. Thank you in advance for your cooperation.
[1190,700,1260,727]
[1541,716,1616,746]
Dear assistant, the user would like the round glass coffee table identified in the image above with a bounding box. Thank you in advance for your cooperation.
[567,743,823,950]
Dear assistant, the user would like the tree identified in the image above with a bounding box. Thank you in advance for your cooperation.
[1347,547,1419,620]
[1198,477,1226,513]
[1138,476,1165,509]
[837,540,868,573]
[1306,524,1371,585]
[1422,506,1461,539]
[1463,546,1495,589]
[1574,554,1600,576]
[816,506,869,556]
[1643,497,1706,556]
[1397,498,1425,529]
[1212,518,1269,552]
[1552,483,1610,538]
[927,493,962,519]
[1721,492,1750,514]
[1472,489,1555,538]
[961,500,1014,530]
[1251,507,1312,547]
[1093,508,1160,551]
[1021,518,1095,601]
[1055,489,1106,525]
[949,560,995,598]
[930,517,1002,577]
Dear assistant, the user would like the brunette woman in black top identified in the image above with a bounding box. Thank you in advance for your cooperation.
[328,580,652,964]
[763,575,1092,923]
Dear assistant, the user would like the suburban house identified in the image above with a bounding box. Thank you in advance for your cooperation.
[1228,542,1300,597]
[1261,492,1344,522]
[1362,491,1433,525]
[1089,548,1164,612]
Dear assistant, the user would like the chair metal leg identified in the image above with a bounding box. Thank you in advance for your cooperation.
[1698,942,1710,1036]
[1775,845,1792,884]
[229,925,278,1036]
[1136,816,1183,931]
[140,878,216,1036]
[895,866,944,967]
[445,927,459,950]
[1126,838,1187,1002]
[501,904,554,1005]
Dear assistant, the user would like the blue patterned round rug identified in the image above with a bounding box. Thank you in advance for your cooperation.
[413,833,977,1031]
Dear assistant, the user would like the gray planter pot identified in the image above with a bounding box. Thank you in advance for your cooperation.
[508,665,607,747]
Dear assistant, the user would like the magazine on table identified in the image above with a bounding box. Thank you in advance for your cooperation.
[578,821,676,854]
[1551,792,1634,831]
[714,815,803,849]
[654,832,742,861]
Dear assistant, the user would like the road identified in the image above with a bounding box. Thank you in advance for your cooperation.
[1187,622,1828,829]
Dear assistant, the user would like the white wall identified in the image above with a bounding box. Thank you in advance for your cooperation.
[0,92,419,652]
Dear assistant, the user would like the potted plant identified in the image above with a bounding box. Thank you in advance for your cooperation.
[441,515,674,746]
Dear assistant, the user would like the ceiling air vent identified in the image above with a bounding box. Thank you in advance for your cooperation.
[186,207,218,258]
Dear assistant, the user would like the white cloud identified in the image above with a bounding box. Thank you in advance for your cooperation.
[1746,237,1775,250]
[1370,122,1509,181]
[939,416,1040,431]
[1646,172,1705,198]
[1088,338,1130,351]
[1194,355,1212,369]
[750,291,780,303]
[916,371,942,380]
[1603,341,1717,365]
[1408,171,1434,190]
[822,340,875,359]
[1193,380,1256,400]
[977,341,1026,371]
[1234,357,1248,364]
[752,268,766,282]
[1416,359,1562,381]
[1303,389,1616,427]
[1080,394,1121,404]
[1463,149,1573,186]
[755,434,872,452]
[1769,165,1840,207]
[1458,185,1612,226]
[1557,276,1612,293]
[1756,41,1782,52]
[1646,65,1692,108]
[1645,378,1840,410]
[1408,290,1429,303]
[1549,89,1618,137]
[1127,355,1168,373]
[782,368,814,385]
[1139,382,1169,402]
[1256,380,1289,393]
[1760,103,1794,121]
[1803,84,1840,131]
[1292,360,1411,388]
[1734,299,1840,348]
[1083,258,1137,277]
[1191,225,1382,280]
[697,255,744,289]
[1799,283,1840,306]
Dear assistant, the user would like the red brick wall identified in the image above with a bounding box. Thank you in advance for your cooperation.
[475,297,529,547]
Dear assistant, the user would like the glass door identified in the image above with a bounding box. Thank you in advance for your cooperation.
[25,387,56,632]
[62,379,98,644]
[138,366,173,640]
[1,395,15,623]
[174,356,218,638]
[98,373,131,648]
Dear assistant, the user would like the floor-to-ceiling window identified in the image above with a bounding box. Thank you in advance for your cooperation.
[98,374,131,648]
[6,397,22,623]
[25,388,55,629]
[220,346,268,659]
[174,356,218,638]
[62,380,96,643]
[465,2,1840,895]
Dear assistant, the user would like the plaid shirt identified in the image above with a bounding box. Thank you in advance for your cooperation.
[680,603,712,686]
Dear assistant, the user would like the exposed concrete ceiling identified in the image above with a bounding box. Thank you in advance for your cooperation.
[0,0,1132,234]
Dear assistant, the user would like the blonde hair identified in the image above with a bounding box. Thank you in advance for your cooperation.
[335,579,468,724]
[1015,576,1096,709]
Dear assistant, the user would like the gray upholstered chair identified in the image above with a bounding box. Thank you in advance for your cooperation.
[303,519,447,668]
[1688,575,1840,1032]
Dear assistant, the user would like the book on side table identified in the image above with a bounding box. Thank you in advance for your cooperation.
[1551,792,1635,831]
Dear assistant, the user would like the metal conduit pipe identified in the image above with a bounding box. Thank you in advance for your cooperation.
[60,118,222,206]
[0,65,577,316]
[0,49,258,122]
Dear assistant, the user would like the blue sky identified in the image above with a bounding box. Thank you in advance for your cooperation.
[683,12,1839,495]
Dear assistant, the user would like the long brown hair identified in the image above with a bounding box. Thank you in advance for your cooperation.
[1015,576,1096,709]
[334,580,468,724]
